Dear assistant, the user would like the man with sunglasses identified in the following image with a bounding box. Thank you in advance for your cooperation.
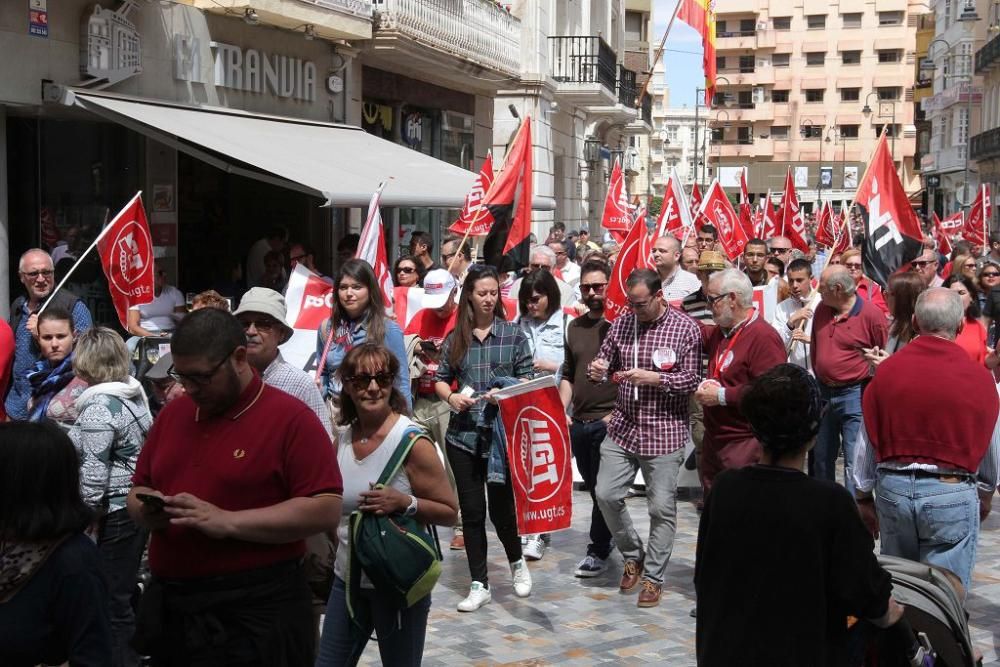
[441,238,472,283]
[287,241,329,282]
[6,248,93,421]
[911,247,944,288]
[766,236,794,263]
[128,308,342,665]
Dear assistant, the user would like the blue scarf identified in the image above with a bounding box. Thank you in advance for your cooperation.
[27,353,76,423]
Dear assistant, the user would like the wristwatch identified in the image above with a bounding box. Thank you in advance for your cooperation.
[404,495,419,517]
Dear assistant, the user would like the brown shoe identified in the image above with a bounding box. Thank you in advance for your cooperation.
[449,533,465,551]
[619,557,644,592]
[637,579,662,608]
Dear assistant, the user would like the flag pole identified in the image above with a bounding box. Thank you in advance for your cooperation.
[39,191,142,316]
[636,0,683,109]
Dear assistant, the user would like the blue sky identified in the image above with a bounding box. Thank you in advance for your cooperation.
[653,0,705,107]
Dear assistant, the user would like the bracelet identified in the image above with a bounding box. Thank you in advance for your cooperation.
[447,391,455,403]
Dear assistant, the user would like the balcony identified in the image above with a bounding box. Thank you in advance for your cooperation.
[549,35,618,107]
[712,141,759,159]
[976,34,1000,73]
[718,68,775,86]
[922,145,968,173]
[719,102,774,122]
[194,0,372,40]
[717,30,757,51]
[618,65,637,108]
[971,127,1000,160]
[365,0,520,92]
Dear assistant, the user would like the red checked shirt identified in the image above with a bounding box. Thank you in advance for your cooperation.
[596,306,703,457]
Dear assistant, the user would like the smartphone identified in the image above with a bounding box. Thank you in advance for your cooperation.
[136,493,166,511]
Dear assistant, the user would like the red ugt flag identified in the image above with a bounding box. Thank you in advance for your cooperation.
[963,184,991,247]
[357,183,394,308]
[448,152,496,237]
[699,179,748,260]
[931,212,954,256]
[760,190,778,240]
[690,182,704,226]
[655,168,695,240]
[604,215,654,321]
[97,193,155,329]
[602,158,631,243]
[495,378,573,535]
[780,168,810,253]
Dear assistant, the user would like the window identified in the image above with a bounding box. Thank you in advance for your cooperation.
[666,126,678,142]
[806,51,826,66]
[772,89,789,103]
[773,53,791,68]
[737,127,752,144]
[739,55,755,73]
[807,14,826,29]
[771,125,790,139]
[716,20,728,34]
[874,124,900,137]
[801,125,823,139]
[737,90,753,108]
[842,50,861,65]
[711,127,724,141]
[624,11,645,41]
[716,55,726,72]
[805,89,825,102]
[878,11,904,25]
[687,159,696,175]
[740,19,756,34]
[878,50,902,63]
[842,12,862,28]
[840,87,860,101]
[877,86,901,101]
[839,124,860,138]
[773,16,791,30]
[689,126,697,143]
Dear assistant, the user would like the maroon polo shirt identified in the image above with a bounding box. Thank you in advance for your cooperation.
[133,373,342,579]
[810,296,888,386]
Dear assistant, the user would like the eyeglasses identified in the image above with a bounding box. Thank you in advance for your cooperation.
[20,269,54,279]
[530,263,552,271]
[239,317,279,333]
[442,253,457,263]
[844,262,862,269]
[396,266,416,274]
[167,348,236,387]
[769,247,791,255]
[911,260,934,269]
[344,371,394,391]
[706,291,733,306]
[982,272,1000,278]
[580,282,608,293]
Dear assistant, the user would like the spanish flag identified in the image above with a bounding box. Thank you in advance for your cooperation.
[678,0,716,106]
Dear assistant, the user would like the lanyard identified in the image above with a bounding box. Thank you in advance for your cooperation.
[709,308,758,380]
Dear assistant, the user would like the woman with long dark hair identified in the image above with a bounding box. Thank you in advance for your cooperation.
[943,275,999,368]
[316,258,411,410]
[316,344,456,666]
[864,272,925,367]
[434,266,534,612]
[0,421,112,666]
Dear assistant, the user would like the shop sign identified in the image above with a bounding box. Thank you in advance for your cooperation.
[29,0,48,38]
[80,2,142,85]
[174,38,317,103]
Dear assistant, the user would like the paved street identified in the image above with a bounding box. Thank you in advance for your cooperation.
[354,486,1000,666]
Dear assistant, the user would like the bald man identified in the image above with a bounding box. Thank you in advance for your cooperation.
[651,236,701,304]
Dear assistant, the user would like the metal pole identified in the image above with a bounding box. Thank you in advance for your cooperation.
[694,88,701,190]
[891,103,896,168]
[963,63,973,216]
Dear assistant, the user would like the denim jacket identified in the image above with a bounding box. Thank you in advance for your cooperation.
[316,316,412,408]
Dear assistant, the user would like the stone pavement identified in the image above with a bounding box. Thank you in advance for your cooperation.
[355,488,1000,666]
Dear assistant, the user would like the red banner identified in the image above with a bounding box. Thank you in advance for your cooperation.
[96,193,155,329]
[448,152,495,237]
[283,264,335,330]
[601,158,631,235]
[495,378,573,535]
[963,184,991,247]
[699,179,748,260]
[604,216,653,321]
[779,168,810,253]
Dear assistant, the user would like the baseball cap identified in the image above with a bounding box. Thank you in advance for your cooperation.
[421,269,457,309]
[697,250,726,271]
[232,287,294,343]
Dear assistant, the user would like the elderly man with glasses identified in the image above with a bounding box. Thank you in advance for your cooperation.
[6,248,93,421]
[510,245,577,309]
[911,247,944,288]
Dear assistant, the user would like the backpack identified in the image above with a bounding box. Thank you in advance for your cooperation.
[347,426,442,620]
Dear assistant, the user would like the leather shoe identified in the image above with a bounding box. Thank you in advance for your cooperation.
[619,556,644,592]
[450,533,465,550]
[637,579,662,608]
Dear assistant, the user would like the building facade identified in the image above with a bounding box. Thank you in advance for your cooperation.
[708,0,922,210]
[971,18,1000,229]
[648,62,710,197]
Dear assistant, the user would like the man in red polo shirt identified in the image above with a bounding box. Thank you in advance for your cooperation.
[810,265,887,496]
[695,269,787,496]
[128,308,342,666]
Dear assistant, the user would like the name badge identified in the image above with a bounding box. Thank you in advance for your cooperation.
[652,348,677,371]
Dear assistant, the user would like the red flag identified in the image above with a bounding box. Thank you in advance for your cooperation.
[604,216,654,321]
[816,202,852,255]
[779,168,810,253]
[931,212,954,257]
[655,169,695,240]
[495,378,573,535]
[96,193,155,329]
[699,179,749,260]
[963,184,991,247]
[448,153,495,237]
[854,133,924,287]
[690,182,704,219]
[356,184,394,307]
[601,158,631,238]
[760,190,779,240]
[941,211,965,232]
[284,264,334,330]
[483,117,534,265]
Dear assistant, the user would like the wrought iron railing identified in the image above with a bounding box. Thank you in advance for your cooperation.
[549,35,617,92]
[975,33,1000,73]
[618,65,637,107]
[971,127,1000,160]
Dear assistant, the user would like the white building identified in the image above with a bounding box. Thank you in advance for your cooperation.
[649,57,710,197]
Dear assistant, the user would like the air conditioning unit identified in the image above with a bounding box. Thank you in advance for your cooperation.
[757,58,770,68]
[623,149,641,175]
[757,21,769,30]
[752,86,765,104]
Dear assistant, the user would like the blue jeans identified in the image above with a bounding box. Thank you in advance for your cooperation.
[98,507,147,667]
[570,418,614,560]
[875,470,980,593]
[316,577,431,667]
[814,383,863,497]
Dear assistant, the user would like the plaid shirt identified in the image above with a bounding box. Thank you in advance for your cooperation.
[597,306,702,457]
[436,318,533,454]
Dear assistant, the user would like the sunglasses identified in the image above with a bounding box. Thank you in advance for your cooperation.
[397,266,417,274]
[580,282,608,293]
[344,372,394,391]
[769,247,791,254]
[21,269,54,279]
[982,272,1000,278]
[239,317,279,333]
[845,262,862,269]
[911,260,934,269]
[530,263,552,271]
[167,348,236,387]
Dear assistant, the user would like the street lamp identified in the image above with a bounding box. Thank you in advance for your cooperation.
[825,127,846,193]
[862,91,897,164]
[694,76,730,192]
[583,136,601,164]
[799,118,815,139]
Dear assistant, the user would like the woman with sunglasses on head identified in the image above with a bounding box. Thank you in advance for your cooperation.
[317,259,412,414]
[434,266,534,612]
[393,256,420,289]
[68,327,152,667]
[316,344,457,667]
[27,308,88,427]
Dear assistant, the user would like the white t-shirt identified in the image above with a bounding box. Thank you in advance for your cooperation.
[128,284,185,332]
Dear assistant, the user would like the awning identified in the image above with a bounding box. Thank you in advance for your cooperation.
[62,89,555,210]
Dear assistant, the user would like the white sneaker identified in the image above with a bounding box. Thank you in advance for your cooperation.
[510,558,533,597]
[523,535,546,561]
[457,581,491,612]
